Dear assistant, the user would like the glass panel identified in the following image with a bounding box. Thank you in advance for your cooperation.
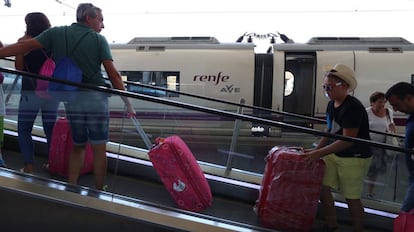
[0,65,410,211]
[362,135,407,203]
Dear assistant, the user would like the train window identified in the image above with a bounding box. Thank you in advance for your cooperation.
[121,71,180,97]
[166,75,177,91]
[284,71,294,96]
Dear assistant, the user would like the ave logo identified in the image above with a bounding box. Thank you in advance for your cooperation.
[193,72,240,94]
[220,84,240,93]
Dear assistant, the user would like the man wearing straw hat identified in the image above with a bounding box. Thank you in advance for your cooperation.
[305,64,372,232]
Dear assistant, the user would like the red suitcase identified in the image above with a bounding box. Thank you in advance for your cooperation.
[255,146,325,232]
[394,209,414,232]
[148,135,212,212]
[48,117,94,176]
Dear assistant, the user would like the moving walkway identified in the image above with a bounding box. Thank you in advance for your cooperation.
[0,65,404,231]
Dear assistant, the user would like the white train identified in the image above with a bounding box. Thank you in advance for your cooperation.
[1,36,413,135]
[110,36,414,132]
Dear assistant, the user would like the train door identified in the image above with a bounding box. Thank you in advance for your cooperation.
[283,52,316,127]
[253,54,273,109]
[252,53,273,135]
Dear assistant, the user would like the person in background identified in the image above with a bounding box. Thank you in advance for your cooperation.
[385,82,414,212]
[0,40,6,167]
[304,64,371,232]
[366,91,396,198]
[0,3,134,190]
[15,12,59,174]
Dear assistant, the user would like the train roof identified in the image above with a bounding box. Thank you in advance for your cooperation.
[273,36,414,52]
[111,36,255,50]
[111,36,414,52]
[307,37,412,45]
[127,36,221,44]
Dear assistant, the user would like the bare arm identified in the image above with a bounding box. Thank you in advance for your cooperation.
[388,123,396,133]
[387,108,397,133]
[314,128,330,149]
[15,54,24,71]
[305,127,359,161]
[102,59,135,115]
[316,127,358,155]
[304,128,330,152]
[0,38,42,59]
[15,35,33,71]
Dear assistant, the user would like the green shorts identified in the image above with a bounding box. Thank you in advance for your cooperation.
[322,154,372,199]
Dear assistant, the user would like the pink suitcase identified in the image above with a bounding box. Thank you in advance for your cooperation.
[148,135,212,212]
[48,117,94,176]
[255,146,325,232]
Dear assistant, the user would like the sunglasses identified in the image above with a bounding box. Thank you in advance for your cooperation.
[322,82,342,91]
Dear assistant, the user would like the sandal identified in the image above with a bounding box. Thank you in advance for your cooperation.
[20,166,34,174]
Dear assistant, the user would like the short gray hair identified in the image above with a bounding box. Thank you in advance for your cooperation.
[76,3,101,22]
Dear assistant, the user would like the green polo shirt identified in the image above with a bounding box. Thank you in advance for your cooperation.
[35,23,112,86]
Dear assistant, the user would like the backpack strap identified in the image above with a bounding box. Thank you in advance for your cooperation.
[41,49,52,59]
[63,26,101,83]
[23,48,50,89]
[386,108,392,123]
[64,26,90,57]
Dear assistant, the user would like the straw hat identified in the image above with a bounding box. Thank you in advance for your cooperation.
[327,64,357,91]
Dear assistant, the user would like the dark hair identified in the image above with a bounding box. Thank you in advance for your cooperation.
[385,82,414,100]
[25,12,51,37]
[369,91,385,103]
[76,3,101,22]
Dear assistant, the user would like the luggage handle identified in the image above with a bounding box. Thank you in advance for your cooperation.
[267,146,304,161]
[287,146,304,152]
[129,115,153,150]
[268,146,304,156]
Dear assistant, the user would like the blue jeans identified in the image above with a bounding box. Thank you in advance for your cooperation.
[64,91,109,145]
[18,92,59,165]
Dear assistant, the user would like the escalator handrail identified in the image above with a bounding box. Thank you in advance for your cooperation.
[0,66,409,154]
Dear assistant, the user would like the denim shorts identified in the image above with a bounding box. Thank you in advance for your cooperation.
[64,91,109,145]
